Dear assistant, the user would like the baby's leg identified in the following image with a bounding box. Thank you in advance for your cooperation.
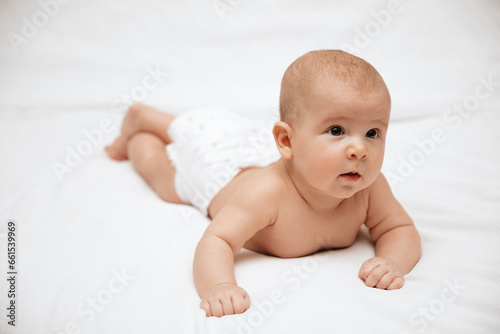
[126,131,184,204]
[106,103,175,161]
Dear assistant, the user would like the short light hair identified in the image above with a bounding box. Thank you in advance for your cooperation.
[279,50,390,125]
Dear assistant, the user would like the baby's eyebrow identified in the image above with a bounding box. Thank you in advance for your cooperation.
[322,116,388,126]
[322,116,350,123]
[371,119,389,127]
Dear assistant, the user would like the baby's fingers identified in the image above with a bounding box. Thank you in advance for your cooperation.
[386,276,404,290]
[200,299,212,317]
[200,288,250,317]
[364,265,390,287]
[358,258,381,281]
[200,298,224,317]
[359,257,405,290]
[232,293,251,315]
[375,272,397,289]
[220,295,235,316]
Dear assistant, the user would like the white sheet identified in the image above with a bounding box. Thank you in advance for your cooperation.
[1,1,499,333]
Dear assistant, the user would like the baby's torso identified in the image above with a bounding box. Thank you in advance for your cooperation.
[245,185,367,258]
[208,165,368,258]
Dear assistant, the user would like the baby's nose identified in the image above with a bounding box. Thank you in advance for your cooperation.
[346,140,367,160]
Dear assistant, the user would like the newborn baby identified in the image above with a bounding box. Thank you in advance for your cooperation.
[106,49,421,317]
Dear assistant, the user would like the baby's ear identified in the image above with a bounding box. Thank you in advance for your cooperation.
[272,121,293,159]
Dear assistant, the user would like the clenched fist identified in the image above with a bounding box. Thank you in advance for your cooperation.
[359,257,404,290]
[200,283,251,317]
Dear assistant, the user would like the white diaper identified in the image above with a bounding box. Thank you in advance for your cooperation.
[166,107,280,216]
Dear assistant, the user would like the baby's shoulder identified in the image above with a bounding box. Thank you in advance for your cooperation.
[222,166,286,222]
[365,173,393,198]
[363,173,400,218]
[243,165,288,197]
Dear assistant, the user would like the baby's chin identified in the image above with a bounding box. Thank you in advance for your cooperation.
[331,188,362,199]
[331,180,373,199]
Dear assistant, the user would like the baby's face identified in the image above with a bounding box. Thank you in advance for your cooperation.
[290,81,391,200]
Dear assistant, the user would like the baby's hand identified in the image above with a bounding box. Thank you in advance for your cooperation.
[200,283,251,317]
[358,257,404,290]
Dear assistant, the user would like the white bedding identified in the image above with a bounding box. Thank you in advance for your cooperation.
[1,1,499,333]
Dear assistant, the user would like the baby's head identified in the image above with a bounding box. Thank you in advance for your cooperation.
[274,50,392,200]
[279,50,390,126]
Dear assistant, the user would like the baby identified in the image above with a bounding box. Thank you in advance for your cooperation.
[106,50,421,318]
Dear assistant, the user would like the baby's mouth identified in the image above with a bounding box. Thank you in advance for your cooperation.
[340,172,361,181]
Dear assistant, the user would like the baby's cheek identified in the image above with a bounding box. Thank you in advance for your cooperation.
[372,147,385,169]
[364,171,379,189]
[321,148,343,167]
[369,154,384,176]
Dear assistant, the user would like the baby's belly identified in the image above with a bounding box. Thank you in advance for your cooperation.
[244,239,322,258]
[243,224,359,258]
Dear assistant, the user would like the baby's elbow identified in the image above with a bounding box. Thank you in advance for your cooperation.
[202,232,240,255]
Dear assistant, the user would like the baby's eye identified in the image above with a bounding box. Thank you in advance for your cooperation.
[366,129,378,139]
[329,126,344,136]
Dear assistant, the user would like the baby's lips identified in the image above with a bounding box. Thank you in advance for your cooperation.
[341,171,360,176]
[339,171,362,182]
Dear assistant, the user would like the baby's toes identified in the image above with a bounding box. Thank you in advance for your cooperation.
[105,137,128,160]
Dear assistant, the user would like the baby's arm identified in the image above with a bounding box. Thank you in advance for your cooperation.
[193,175,279,317]
[360,173,421,290]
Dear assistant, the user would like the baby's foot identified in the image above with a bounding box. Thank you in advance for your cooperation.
[105,104,152,161]
[105,135,128,161]
[120,103,152,138]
